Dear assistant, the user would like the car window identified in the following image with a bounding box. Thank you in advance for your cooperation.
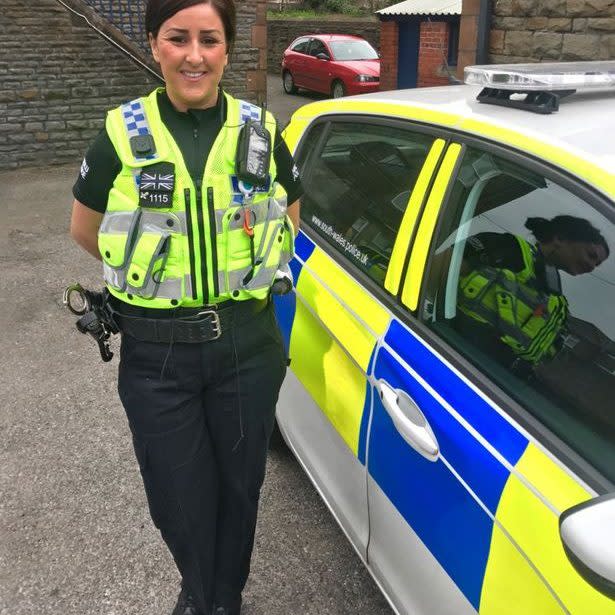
[329,39,378,61]
[421,146,615,483]
[296,120,435,287]
[291,38,310,54]
[308,39,328,58]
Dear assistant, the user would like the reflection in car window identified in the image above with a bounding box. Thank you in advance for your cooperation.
[309,39,328,58]
[291,38,310,54]
[422,147,615,482]
[329,39,378,61]
[297,121,435,287]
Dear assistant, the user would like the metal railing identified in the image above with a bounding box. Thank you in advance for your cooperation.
[83,0,149,54]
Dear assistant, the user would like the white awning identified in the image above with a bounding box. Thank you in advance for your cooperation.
[376,0,461,16]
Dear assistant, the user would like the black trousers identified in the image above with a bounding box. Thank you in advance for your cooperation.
[117,302,287,614]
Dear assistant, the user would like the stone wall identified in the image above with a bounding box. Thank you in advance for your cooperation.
[1,0,265,171]
[489,0,615,62]
[267,18,380,73]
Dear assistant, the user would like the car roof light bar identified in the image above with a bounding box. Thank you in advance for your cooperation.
[465,61,615,91]
[465,61,615,114]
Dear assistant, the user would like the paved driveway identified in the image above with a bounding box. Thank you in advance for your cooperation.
[0,85,392,615]
[267,72,328,129]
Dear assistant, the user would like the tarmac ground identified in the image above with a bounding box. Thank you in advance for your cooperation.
[0,75,392,614]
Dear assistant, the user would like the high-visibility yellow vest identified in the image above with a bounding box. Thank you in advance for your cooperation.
[97,88,294,308]
[458,237,568,364]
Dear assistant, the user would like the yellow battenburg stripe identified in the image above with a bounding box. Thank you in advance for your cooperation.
[491,444,613,615]
[459,119,615,200]
[480,522,565,615]
[281,117,310,153]
[291,99,460,130]
[289,247,390,454]
[402,143,462,310]
[385,138,446,296]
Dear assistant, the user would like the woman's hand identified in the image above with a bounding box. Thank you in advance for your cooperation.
[287,198,300,236]
[70,199,104,260]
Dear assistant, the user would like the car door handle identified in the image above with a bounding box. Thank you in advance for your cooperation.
[377,379,439,462]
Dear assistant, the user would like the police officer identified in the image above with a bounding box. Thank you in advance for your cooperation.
[69,2,302,614]
[456,215,608,370]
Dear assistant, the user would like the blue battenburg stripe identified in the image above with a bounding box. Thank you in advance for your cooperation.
[273,231,315,354]
[294,230,316,262]
[357,348,377,465]
[384,320,528,466]
[368,319,531,608]
[368,391,493,609]
[375,348,511,514]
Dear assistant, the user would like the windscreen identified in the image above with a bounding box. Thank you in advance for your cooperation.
[329,39,378,61]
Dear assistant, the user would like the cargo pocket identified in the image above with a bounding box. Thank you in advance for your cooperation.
[98,209,142,291]
[125,231,171,299]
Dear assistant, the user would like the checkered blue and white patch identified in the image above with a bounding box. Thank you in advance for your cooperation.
[121,99,156,160]
[239,101,261,123]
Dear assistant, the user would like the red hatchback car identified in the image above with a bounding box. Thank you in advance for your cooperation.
[281,34,380,99]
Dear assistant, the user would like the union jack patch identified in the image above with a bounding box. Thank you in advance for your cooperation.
[139,162,175,208]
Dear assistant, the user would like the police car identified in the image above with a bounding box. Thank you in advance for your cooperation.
[273,62,615,615]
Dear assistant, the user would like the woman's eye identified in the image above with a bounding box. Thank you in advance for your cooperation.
[201,38,219,46]
[169,36,186,44]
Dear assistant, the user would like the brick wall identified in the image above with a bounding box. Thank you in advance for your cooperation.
[1,0,266,171]
[379,21,399,91]
[489,0,615,62]
[417,21,450,87]
[267,17,380,73]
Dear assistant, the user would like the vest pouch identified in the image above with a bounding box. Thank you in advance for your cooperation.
[125,231,171,299]
[98,209,142,291]
[242,220,285,291]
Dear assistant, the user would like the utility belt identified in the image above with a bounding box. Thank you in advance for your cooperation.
[109,296,268,344]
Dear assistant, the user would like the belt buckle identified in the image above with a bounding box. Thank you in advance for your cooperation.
[195,309,222,340]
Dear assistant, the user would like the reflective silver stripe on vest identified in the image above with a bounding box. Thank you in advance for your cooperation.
[103,263,127,292]
[126,276,184,301]
[120,99,157,161]
[224,265,278,292]
[100,211,188,235]
[141,210,188,235]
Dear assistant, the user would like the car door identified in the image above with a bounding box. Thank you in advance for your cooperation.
[305,38,331,94]
[274,115,445,561]
[366,137,615,614]
[287,37,310,89]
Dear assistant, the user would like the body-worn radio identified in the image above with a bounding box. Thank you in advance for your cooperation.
[235,108,271,188]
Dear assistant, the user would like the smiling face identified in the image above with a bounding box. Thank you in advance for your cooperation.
[149,2,228,112]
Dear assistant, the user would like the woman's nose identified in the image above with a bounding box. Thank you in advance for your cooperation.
[185,40,203,64]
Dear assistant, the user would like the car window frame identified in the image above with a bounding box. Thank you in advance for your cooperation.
[295,113,448,302]
[290,37,311,55]
[308,38,329,59]
[415,134,615,494]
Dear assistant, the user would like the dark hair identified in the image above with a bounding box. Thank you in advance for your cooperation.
[526,215,610,257]
[145,0,236,52]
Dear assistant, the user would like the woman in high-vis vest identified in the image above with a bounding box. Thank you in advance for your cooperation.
[457,215,609,372]
[69,2,302,614]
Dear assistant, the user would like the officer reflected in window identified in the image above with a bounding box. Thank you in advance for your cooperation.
[69,2,302,615]
[456,215,614,433]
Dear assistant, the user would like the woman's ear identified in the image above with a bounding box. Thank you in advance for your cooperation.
[149,33,160,63]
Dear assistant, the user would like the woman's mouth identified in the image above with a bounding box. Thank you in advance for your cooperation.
[182,71,206,80]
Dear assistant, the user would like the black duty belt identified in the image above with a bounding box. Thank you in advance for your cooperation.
[111,298,268,344]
